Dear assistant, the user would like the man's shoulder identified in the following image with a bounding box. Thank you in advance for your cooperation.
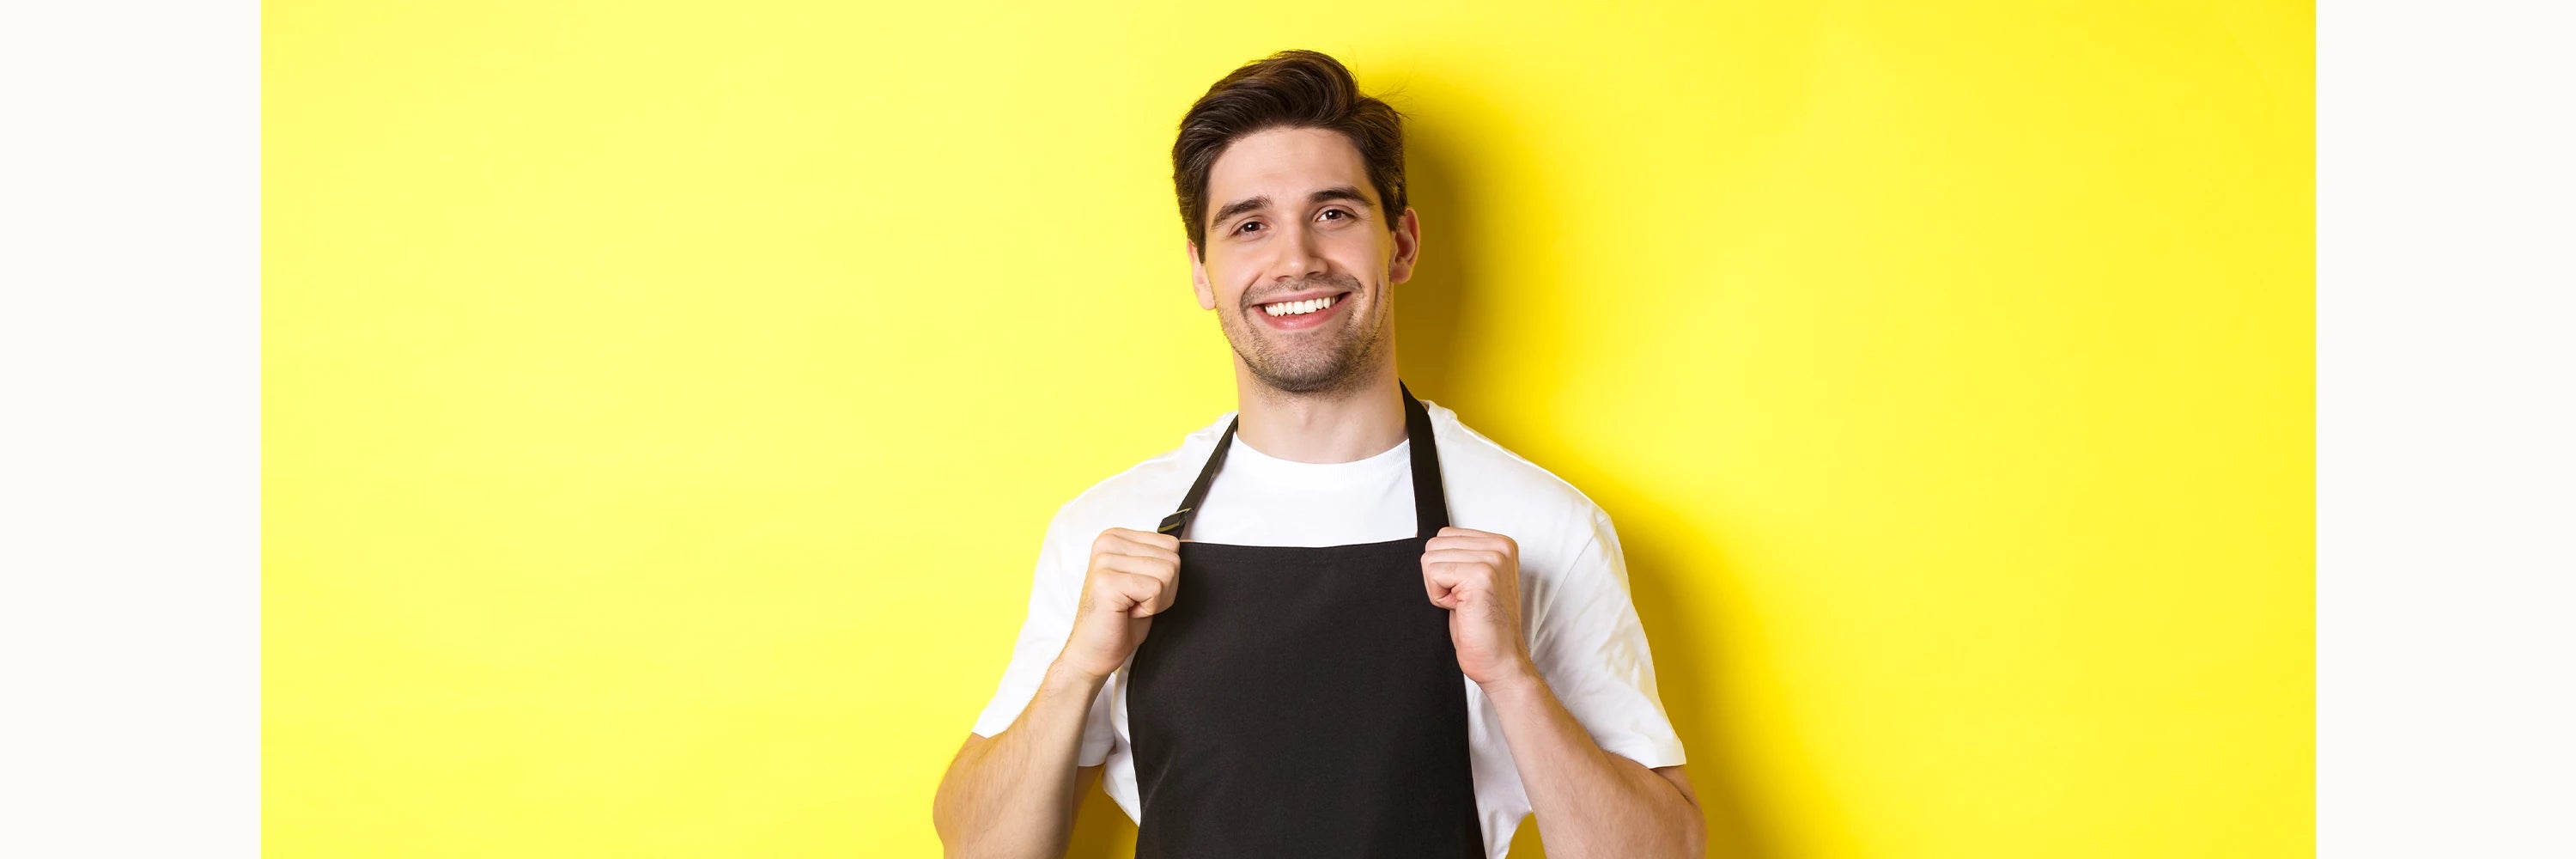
[1048,411,1237,538]
[1425,400,1613,552]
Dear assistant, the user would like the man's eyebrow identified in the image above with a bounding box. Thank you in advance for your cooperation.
[1308,186,1373,210]
[1209,195,1272,230]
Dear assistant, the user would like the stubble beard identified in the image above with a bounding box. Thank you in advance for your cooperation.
[1223,275,1389,398]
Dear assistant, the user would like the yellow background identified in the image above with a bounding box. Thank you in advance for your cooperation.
[265,1,2312,856]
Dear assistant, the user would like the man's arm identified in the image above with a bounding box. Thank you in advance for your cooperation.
[933,527,1180,858]
[1423,524,1701,857]
[1484,667,1705,858]
[930,661,1107,859]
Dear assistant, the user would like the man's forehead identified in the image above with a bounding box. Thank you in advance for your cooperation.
[1206,127,1377,210]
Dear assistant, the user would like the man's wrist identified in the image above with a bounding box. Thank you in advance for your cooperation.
[1042,657,1114,694]
[1476,655,1548,703]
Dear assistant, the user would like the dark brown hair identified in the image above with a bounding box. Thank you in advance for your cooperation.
[1172,50,1407,258]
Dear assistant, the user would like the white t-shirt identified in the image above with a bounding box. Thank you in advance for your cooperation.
[970,399,1685,857]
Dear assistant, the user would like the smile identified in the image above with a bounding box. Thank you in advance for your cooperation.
[1261,293,1346,317]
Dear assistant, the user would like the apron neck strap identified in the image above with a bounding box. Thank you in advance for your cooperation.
[1157,381,1448,540]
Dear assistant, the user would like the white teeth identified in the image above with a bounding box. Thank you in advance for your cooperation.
[1262,295,1340,317]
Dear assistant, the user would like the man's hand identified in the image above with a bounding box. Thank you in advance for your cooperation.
[1056,527,1182,682]
[1420,526,1534,686]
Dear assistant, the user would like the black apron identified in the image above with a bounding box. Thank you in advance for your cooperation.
[1127,382,1485,858]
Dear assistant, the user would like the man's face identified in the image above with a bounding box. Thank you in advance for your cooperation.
[1190,126,1420,396]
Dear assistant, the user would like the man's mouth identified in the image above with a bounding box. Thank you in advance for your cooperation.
[1257,292,1348,318]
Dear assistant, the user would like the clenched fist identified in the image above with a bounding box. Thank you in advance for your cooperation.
[1421,526,1536,686]
[1056,527,1182,682]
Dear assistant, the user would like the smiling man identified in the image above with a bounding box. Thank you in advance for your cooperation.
[932,50,1703,858]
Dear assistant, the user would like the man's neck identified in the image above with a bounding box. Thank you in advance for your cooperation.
[1230,364,1406,464]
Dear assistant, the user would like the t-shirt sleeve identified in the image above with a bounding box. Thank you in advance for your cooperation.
[1525,509,1688,769]
[969,502,1118,766]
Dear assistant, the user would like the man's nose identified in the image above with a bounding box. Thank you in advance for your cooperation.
[1273,221,1327,283]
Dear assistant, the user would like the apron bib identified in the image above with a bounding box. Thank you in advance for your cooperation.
[1127,382,1485,858]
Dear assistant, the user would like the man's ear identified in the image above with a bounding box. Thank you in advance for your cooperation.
[1188,241,1216,310]
[1388,207,1422,285]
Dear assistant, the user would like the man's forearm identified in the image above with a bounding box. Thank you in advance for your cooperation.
[931,661,1103,858]
[1484,664,1704,858]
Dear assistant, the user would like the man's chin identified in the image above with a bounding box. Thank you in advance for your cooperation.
[1249,355,1375,394]
[1224,325,1380,393]
[1255,373,1346,394]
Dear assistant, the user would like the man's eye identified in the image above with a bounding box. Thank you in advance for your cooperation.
[1235,220,1265,235]
[1320,209,1349,221]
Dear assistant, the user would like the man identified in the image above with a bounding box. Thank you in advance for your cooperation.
[932,50,1704,858]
